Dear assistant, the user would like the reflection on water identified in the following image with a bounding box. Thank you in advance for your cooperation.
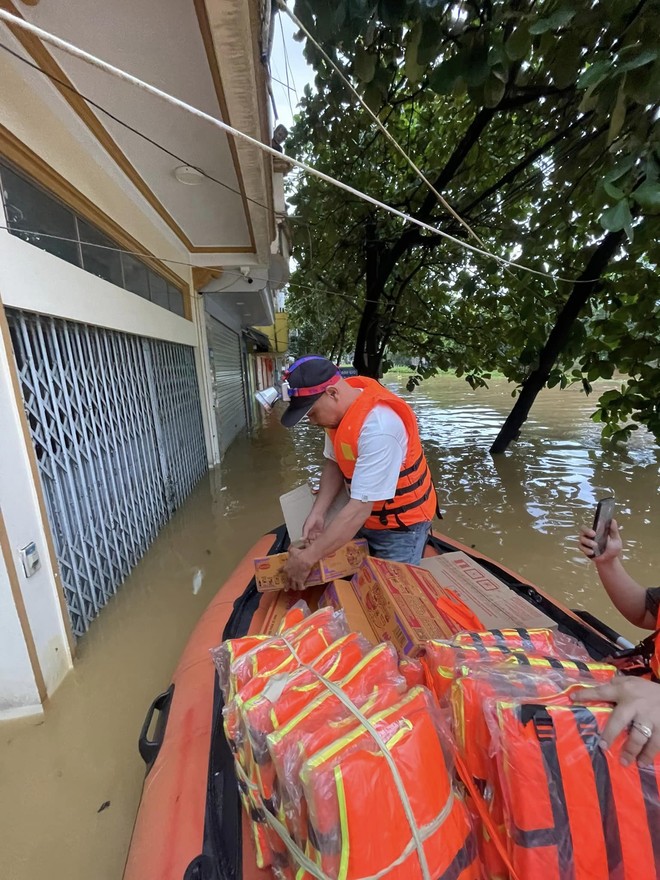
[0,374,658,880]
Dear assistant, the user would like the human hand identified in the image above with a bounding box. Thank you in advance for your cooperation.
[302,509,325,542]
[283,545,314,591]
[578,518,622,563]
[571,677,660,766]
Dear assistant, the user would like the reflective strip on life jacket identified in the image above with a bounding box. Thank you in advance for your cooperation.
[327,376,437,530]
[495,701,660,880]
[298,687,479,880]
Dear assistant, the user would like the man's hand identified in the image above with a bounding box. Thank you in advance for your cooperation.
[283,545,314,591]
[579,518,623,563]
[571,677,660,765]
[302,509,325,542]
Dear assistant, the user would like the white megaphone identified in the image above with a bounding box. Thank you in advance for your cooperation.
[254,381,290,412]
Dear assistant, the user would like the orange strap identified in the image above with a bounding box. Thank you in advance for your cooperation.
[436,590,485,632]
[453,749,521,880]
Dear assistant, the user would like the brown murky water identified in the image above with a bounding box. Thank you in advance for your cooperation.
[1,374,658,880]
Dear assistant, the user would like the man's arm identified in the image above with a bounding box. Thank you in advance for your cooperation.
[285,499,371,589]
[302,459,345,541]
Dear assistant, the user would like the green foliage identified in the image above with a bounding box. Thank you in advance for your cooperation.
[285,0,660,444]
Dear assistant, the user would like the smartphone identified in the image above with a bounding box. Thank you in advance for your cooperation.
[592,496,615,557]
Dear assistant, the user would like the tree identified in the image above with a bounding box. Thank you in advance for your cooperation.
[285,0,660,449]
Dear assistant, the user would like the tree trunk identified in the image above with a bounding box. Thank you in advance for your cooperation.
[353,215,382,378]
[490,229,625,454]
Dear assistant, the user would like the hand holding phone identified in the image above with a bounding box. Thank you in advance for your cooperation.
[592,496,615,557]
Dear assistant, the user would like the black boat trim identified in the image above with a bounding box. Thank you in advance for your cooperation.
[186,525,289,880]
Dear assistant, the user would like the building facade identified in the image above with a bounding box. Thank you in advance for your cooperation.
[0,0,289,718]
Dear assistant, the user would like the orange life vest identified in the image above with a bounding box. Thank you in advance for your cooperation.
[298,687,479,880]
[495,701,660,880]
[651,609,660,679]
[327,376,437,530]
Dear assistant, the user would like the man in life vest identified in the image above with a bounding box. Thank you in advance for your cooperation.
[573,518,660,766]
[280,356,437,586]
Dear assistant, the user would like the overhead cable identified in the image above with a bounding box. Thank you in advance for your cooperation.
[0,8,593,284]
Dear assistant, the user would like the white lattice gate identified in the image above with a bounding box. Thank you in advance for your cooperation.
[7,309,208,636]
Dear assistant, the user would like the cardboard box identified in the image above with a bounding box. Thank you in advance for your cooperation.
[280,483,349,544]
[254,539,369,593]
[418,551,557,631]
[351,558,457,656]
[319,579,379,645]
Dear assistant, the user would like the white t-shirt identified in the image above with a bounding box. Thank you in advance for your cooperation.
[324,404,408,502]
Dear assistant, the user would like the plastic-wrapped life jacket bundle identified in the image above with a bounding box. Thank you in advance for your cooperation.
[490,700,660,880]
[266,642,405,847]
[452,627,592,662]
[424,638,598,701]
[295,687,479,880]
[451,661,617,781]
[211,600,311,700]
[228,606,349,698]
[241,633,372,793]
[450,664,617,880]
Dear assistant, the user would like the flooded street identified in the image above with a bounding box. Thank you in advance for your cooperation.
[1,374,658,880]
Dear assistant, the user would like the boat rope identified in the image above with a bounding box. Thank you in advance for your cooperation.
[279,634,433,880]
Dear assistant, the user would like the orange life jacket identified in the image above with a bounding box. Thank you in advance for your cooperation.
[327,376,437,530]
[452,663,617,783]
[424,639,602,701]
[266,642,405,846]
[495,701,660,880]
[651,609,660,679]
[298,687,479,880]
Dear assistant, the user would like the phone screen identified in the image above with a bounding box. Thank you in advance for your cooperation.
[593,497,615,556]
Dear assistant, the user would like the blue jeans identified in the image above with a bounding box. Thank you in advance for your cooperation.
[358,521,431,566]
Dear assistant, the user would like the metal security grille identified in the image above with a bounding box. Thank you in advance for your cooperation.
[6,309,207,637]
[206,315,247,457]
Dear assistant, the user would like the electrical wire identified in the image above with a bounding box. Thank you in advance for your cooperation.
[278,0,485,247]
[0,40,274,214]
[0,8,596,285]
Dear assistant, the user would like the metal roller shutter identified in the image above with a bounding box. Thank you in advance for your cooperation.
[206,315,247,457]
[6,308,207,637]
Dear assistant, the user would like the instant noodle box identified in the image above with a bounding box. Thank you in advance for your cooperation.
[419,551,557,631]
[351,557,457,655]
[319,579,379,645]
[253,539,369,592]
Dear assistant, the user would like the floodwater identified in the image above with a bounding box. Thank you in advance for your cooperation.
[1,374,658,880]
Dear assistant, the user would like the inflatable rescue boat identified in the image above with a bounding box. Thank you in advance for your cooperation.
[122,526,634,880]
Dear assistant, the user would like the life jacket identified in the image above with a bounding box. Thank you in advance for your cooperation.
[452,628,559,654]
[229,606,347,695]
[424,639,603,701]
[327,376,437,530]
[236,633,371,873]
[266,643,405,847]
[298,687,479,880]
[651,608,660,679]
[494,701,660,880]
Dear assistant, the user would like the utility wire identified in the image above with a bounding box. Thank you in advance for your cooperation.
[0,8,596,285]
[0,40,274,215]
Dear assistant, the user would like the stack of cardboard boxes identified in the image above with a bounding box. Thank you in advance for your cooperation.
[255,485,555,654]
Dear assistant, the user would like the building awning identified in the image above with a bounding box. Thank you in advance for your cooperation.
[243,326,271,352]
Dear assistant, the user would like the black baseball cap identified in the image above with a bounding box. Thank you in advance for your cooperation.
[280,356,342,427]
